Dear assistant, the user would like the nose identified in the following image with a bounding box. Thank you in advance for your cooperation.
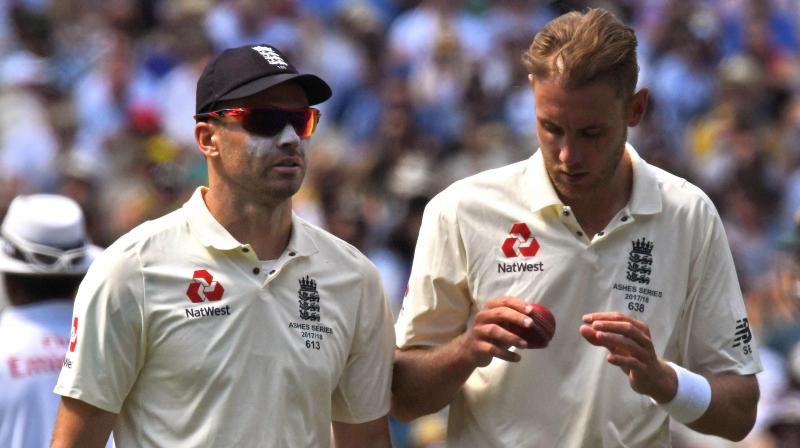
[276,123,301,149]
[558,136,581,165]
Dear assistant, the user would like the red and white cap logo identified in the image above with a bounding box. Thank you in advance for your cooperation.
[502,223,540,257]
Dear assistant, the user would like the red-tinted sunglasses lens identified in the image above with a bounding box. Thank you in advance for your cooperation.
[240,108,320,138]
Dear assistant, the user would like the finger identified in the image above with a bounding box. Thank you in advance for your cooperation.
[474,340,522,363]
[486,296,533,315]
[606,353,647,372]
[579,324,603,345]
[583,314,652,338]
[623,317,651,336]
[590,320,652,349]
[590,330,649,360]
[582,311,628,324]
[475,323,528,349]
[580,325,650,363]
[475,306,534,330]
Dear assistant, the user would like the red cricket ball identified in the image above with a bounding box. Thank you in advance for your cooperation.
[503,303,556,349]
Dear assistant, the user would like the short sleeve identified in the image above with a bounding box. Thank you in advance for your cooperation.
[676,204,762,376]
[331,261,394,423]
[395,192,473,348]
[53,245,146,413]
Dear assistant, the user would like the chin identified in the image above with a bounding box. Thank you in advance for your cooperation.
[553,183,588,202]
[267,182,303,200]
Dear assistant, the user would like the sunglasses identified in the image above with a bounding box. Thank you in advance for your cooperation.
[1,231,88,273]
[194,107,321,138]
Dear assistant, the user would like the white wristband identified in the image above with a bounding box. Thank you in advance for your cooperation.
[657,362,712,423]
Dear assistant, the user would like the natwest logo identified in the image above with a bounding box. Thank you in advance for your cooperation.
[186,269,225,303]
[501,223,540,257]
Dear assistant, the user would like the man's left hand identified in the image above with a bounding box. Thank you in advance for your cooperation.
[580,312,677,403]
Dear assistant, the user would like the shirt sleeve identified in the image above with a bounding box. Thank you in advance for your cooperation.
[675,201,762,376]
[331,260,395,423]
[53,244,146,413]
[395,191,473,348]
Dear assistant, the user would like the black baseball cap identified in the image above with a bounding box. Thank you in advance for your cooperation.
[195,44,332,115]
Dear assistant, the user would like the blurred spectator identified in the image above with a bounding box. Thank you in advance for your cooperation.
[0,194,101,448]
[0,1,798,446]
[646,0,717,161]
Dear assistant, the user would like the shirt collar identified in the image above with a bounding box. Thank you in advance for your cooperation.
[286,213,319,257]
[526,143,662,215]
[184,187,242,250]
[627,144,662,215]
[527,150,563,213]
[184,187,319,256]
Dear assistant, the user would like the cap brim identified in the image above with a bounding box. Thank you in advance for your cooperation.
[0,243,101,276]
[216,73,332,107]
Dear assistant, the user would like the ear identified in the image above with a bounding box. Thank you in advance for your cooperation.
[528,73,536,89]
[195,122,219,158]
[626,88,649,127]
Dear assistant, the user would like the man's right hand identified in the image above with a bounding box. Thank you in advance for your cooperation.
[460,296,535,367]
[392,295,537,420]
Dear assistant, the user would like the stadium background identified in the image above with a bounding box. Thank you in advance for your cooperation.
[0,0,799,446]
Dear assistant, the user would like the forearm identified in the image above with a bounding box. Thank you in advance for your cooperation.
[51,397,116,448]
[332,416,392,448]
[579,314,760,441]
[685,373,759,441]
[391,334,478,421]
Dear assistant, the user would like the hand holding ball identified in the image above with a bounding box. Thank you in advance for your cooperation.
[503,303,556,349]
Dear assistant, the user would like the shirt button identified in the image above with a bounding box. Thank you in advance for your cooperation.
[252,267,260,274]
[269,270,276,275]
[563,209,570,216]
[289,251,296,256]
[576,231,583,237]
[242,247,250,253]
[598,231,604,236]
[621,216,629,222]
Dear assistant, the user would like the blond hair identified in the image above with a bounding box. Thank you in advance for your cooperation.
[523,8,638,97]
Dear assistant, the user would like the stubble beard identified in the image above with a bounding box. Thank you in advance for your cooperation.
[240,134,307,203]
[550,132,628,205]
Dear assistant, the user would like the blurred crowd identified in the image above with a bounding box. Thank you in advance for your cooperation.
[1,0,800,446]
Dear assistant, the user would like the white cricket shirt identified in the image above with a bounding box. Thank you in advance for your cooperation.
[55,187,394,447]
[395,145,762,447]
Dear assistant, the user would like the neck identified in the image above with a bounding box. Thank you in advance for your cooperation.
[567,151,633,238]
[202,187,293,260]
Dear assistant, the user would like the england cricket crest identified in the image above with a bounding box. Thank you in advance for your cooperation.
[298,275,320,321]
[626,238,654,284]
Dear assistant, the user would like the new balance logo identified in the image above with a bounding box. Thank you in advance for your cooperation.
[501,223,540,258]
[186,269,225,303]
[732,318,753,348]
